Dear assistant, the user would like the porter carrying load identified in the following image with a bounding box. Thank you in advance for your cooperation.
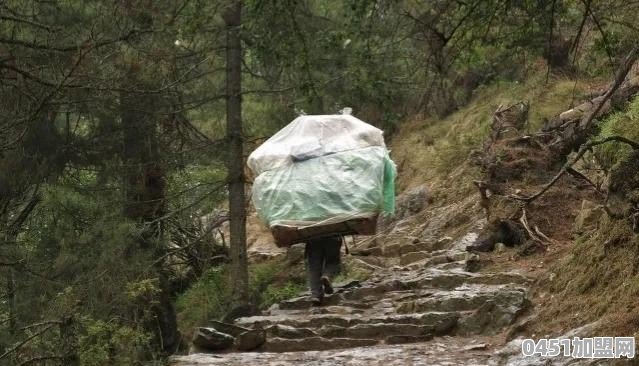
[248,111,396,246]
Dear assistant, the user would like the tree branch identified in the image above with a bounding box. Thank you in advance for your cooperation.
[513,135,639,203]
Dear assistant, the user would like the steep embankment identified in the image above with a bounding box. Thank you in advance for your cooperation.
[172,69,639,365]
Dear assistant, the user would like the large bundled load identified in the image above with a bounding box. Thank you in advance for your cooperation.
[248,113,396,247]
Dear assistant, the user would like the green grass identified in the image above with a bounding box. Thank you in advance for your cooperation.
[391,71,590,191]
[175,259,306,336]
[594,95,639,170]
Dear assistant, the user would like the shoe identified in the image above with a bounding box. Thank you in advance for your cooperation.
[310,296,322,307]
[321,276,334,295]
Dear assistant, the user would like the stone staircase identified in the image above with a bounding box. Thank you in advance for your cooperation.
[170,231,535,365]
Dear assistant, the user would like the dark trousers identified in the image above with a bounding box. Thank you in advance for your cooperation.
[305,236,342,298]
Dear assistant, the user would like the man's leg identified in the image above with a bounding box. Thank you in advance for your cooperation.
[321,236,342,294]
[305,241,324,302]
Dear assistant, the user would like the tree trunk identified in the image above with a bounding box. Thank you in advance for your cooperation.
[224,0,249,306]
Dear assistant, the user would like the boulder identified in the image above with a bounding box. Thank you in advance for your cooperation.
[192,327,235,351]
[396,184,432,218]
[379,184,432,229]
[207,320,249,337]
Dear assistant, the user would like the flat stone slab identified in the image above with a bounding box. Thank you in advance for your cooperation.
[395,284,528,314]
[236,312,459,330]
[170,336,498,366]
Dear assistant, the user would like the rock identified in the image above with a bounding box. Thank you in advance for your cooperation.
[397,285,527,315]
[318,323,434,339]
[397,184,432,215]
[286,243,306,265]
[436,236,453,246]
[279,294,343,310]
[463,343,488,351]
[574,199,605,234]
[399,251,431,265]
[351,246,383,257]
[382,243,402,257]
[207,320,249,337]
[457,287,529,335]
[466,220,525,252]
[379,184,432,229]
[399,241,436,255]
[261,337,378,352]
[334,280,361,292]
[192,327,235,351]
[465,254,481,272]
[235,329,266,351]
[352,255,386,269]
[267,324,317,338]
[494,242,507,252]
[385,334,433,344]
[497,321,604,365]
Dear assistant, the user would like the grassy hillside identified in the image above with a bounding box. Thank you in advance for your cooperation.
[390,68,639,338]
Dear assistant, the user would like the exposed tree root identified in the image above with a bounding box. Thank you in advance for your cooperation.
[512,135,639,203]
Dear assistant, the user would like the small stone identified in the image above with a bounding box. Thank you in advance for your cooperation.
[549,272,556,281]
[494,243,507,252]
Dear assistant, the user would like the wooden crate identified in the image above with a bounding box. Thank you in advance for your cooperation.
[270,215,378,247]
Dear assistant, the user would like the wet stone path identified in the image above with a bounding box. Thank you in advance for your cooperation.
[170,231,540,365]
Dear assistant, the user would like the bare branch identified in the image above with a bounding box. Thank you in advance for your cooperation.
[513,135,639,203]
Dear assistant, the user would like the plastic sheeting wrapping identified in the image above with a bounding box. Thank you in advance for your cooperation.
[248,114,396,229]
[248,114,385,175]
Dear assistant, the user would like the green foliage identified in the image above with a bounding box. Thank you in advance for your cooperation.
[176,259,306,334]
[261,282,306,309]
[250,260,306,309]
[175,266,231,334]
[78,317,153,366]
[3,0,639,363]
[595,96,639,170]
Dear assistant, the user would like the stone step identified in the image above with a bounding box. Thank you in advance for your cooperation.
[170,335,498,365]
[236,311,459,331]
[260,337,379,352]
[257,315,458,352]
[395,268,531,290]
[354,237,453,259]
[400,250,468,266]
[395,284,528,314]
[316,319,452,340]
[278,294,373,311]
[267,269,529,314]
